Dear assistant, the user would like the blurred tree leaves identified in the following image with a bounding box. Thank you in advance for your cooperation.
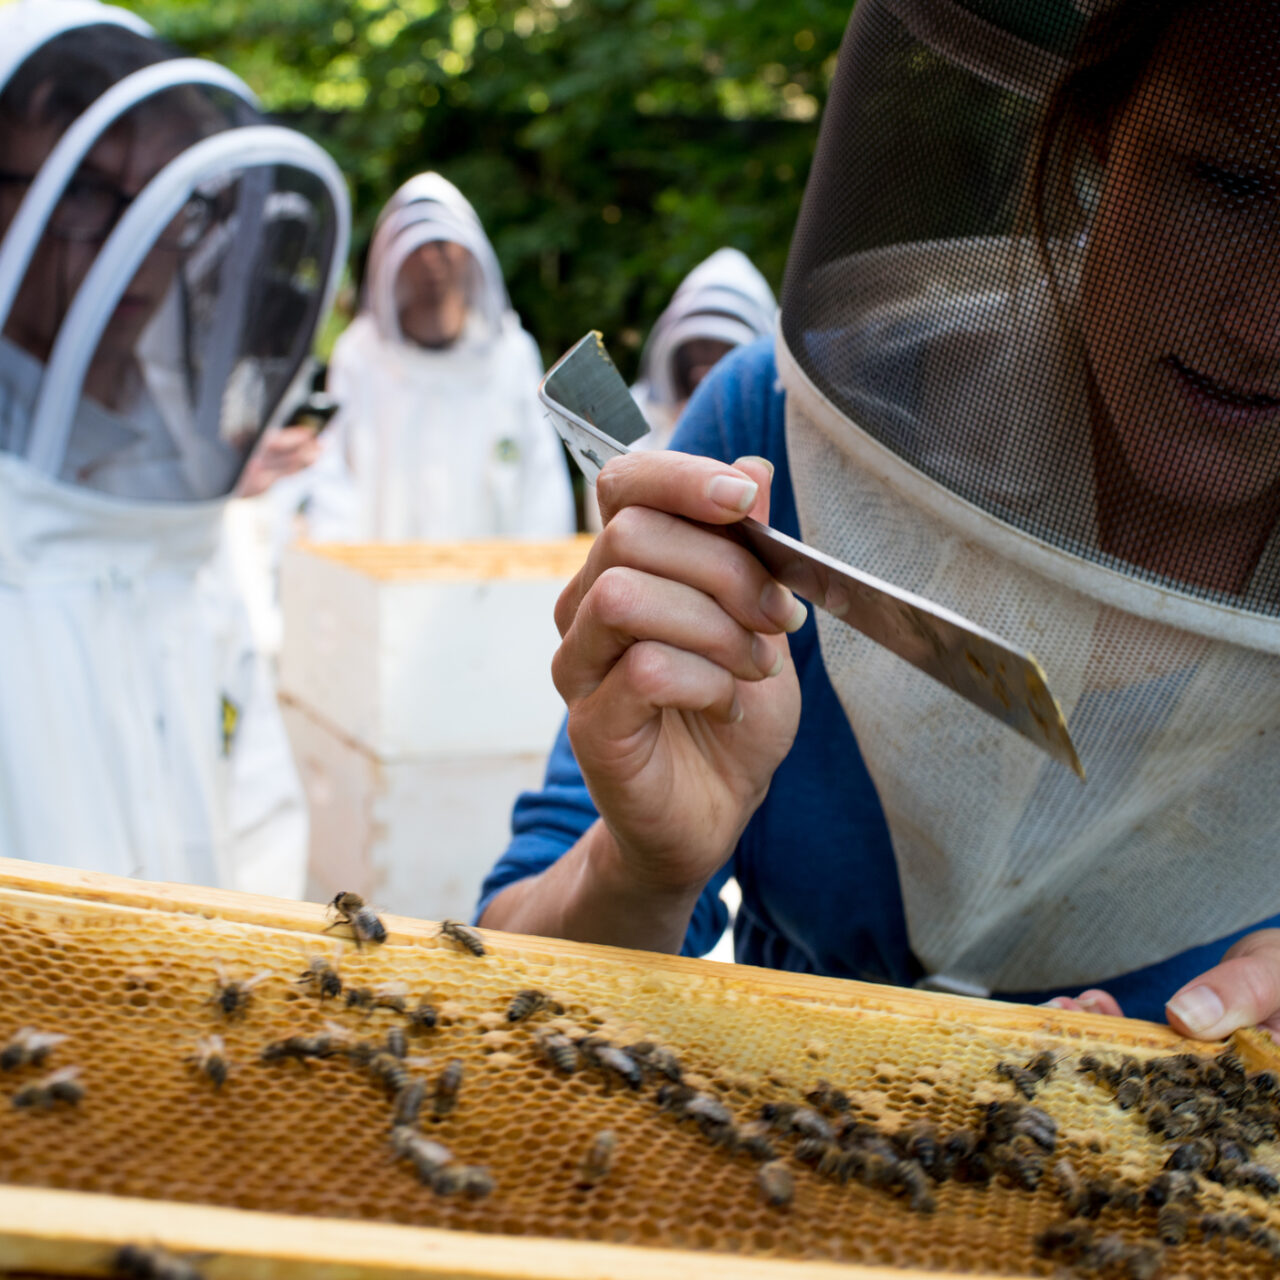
[115,0,852,374]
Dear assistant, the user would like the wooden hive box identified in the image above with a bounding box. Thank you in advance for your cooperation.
[0,858,1276,1280]
[277,538,593,920]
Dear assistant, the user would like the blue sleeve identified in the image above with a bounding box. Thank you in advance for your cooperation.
[473,347,773,957]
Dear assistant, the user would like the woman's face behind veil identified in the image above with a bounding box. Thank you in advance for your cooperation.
[1080,1,1280,515]
[1,94,203,398]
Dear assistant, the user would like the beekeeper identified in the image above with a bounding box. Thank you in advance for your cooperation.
[480,0,1280,1042]
[584,247,776,529]
[304,172,574,542]
[0,1,349,896]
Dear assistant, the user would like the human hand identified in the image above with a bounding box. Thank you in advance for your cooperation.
[235,426,322,497]
[1165,929,1280,1043]
[552,451,806,900]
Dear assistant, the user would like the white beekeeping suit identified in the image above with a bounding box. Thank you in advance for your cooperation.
[0,1,349,896]
[585,248,776,531]
[777,0,1280,992]
[307,172,574,543]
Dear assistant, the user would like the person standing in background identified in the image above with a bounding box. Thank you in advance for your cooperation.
[304,172,574,543]
[0,0,349,897]
[586,248,776,530]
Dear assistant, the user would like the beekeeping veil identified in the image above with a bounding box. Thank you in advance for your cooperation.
[779,0,1280,994]
[634,248,777,443]
[365,171,507,349]
[0,0,349,505]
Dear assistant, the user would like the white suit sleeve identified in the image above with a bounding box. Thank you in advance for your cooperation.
[514,328,576,537]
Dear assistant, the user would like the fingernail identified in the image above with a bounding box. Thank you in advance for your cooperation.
[729,696,744,724]
[1041,997,1073,1010]
[735,454,775,479]
[1166,986,1227,1037]
[708,474,758,513]
[752,633,784,678]
[760,582,808,633]
[1076,992,1106,1013]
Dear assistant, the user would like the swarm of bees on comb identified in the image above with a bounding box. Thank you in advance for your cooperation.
[0,886,1277,1280]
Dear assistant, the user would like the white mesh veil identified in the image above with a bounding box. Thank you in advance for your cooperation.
[0,6,349,502]
[365,171,508,349]
[778,0,1280,993]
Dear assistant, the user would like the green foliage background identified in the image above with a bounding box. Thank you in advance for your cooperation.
[112,0,852,374]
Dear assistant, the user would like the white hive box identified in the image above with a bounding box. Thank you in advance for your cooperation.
[279,538,593,919]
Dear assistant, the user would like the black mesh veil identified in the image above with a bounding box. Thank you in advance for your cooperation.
[781,0,1280,616]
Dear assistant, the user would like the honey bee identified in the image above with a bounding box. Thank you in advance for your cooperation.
[577,1130,616,1187]
[1114,1077,1143,1110]
[579,1038,642,1090]
[894,1121,941,1179]
[1157,1202,1189,1245]
[1053,1158,1084,1213]
[1249,1069,1279,1099]
[788,1106,835,1143]
[366,1051,417,1096]
[1231,1162,1280,1196]
[643,1046,683,1082]
[408,1001,439,1032]
[392,1079,426,1128]
[12,1066,84,1109]
[1144,1169,1198,1207]
[209,967,271,1019]
[995,1101,1057,1153]
[187,1035,228,1089]
[439,919,485,956]
[535,1029,579,1075]
[794,1137,844,1178]
[685,1092,733,1132]
[993,1136,1044,1191]
[1165,1137,1215,1172]
[385,1027,408,1060]
[390,1125,453,1182]
[506,989,558,1022]
[894,1158,936,1213]
[0,1027,67,1072]
[260,1032,340,1063]
[736,1120,777,1161]
[324,892,387,948]
[112,1244,205,1280]
[433,1059,464,1115]
[757,1160,794,1207]
[995,1061,1040,1100]
[758,1100,798,1130]
[431,1164,494,1198]
[1034,1221,1095,1264]
[296,956,342,1001]
[805,1079,851,1115]
[347,983,408,1016]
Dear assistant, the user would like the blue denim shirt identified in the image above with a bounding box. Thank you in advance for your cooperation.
[478,339,1280,1023]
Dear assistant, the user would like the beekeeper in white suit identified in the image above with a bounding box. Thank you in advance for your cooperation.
[0,1,349,896]
[484,0,1280,1042]
[631,247,777,449]
[304,172,573,543]
[585,247,776,529]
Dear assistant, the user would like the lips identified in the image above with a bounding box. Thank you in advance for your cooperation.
[1166,355,1280,410]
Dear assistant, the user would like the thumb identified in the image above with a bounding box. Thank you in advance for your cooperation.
[1166,929,1280,1041]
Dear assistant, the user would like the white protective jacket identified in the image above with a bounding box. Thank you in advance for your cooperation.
[306,174,574,542]
[0,2,350,896]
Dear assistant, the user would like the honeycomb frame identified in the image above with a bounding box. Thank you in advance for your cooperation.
[0,857,1275,1280]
